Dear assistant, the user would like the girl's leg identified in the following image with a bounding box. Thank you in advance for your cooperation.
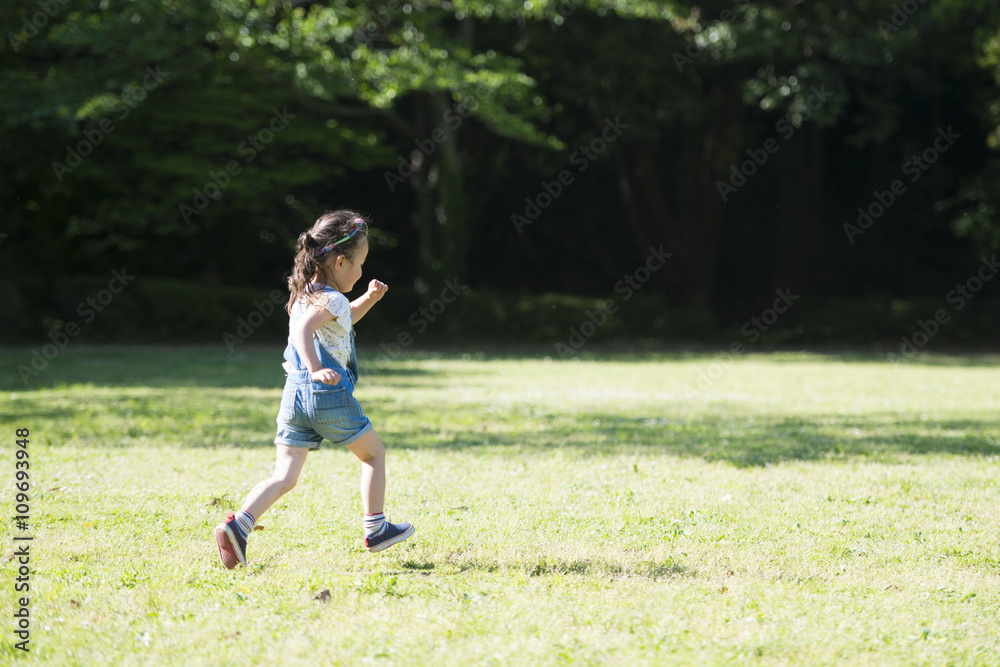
[241,444,310,520]
[346,429,414,552]
[216,445,310,569]
[345,430,386,514]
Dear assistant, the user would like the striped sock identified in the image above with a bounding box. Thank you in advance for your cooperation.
[233,510,255,538]
[364,512,387,538]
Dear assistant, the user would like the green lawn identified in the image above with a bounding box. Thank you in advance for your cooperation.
[1,346,999,665]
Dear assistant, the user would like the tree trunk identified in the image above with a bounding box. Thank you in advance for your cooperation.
[612,76,743,309]
[412,92,467,288]
[773,123,826,292]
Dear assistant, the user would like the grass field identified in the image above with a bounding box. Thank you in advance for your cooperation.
[1,345,999,665]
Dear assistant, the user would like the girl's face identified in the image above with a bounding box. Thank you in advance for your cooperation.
[328,238,368,293]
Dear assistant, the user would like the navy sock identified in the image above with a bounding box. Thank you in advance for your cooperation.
[233,510,255,538]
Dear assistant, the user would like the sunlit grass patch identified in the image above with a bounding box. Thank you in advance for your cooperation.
[0,346,998,664]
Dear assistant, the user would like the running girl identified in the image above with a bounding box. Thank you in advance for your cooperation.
[215,211,414,569]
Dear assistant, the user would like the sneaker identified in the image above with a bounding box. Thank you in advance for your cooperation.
[364,521,415,553]
[215,513,248,569]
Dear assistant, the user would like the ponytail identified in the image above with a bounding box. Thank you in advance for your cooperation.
[286,211,370,313]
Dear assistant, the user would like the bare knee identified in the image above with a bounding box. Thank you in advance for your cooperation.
[358,444,385,465]
[270,469,300,494]
[269,445,308,495]
[349,434,385,464]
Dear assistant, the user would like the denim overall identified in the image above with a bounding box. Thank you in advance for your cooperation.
[274,318,371,449]
[283,327,361,385]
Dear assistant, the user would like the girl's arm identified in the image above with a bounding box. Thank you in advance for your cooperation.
[289,305,341,384]
[350,279,388,324]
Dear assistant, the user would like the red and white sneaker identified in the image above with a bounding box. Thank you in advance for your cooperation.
[215,513,248,569]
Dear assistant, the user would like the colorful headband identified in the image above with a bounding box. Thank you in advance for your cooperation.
[313,219,364,257]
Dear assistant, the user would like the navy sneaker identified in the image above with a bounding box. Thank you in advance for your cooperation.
[215,513,248,569]
[364,521,415,553]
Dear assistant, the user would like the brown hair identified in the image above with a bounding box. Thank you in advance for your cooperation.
[286,210,369,313]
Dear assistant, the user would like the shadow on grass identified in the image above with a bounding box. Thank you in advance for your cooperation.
[5,345,1000,392]
[0,346,445,391]
[371,407,1000,466]
[5,346,1000,466]
[8,400,1000,467]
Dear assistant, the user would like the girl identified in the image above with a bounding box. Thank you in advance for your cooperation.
[215,211,414,569]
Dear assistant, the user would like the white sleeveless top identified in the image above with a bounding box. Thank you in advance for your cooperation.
[286,286,353,370]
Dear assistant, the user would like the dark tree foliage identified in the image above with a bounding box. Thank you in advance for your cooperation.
[2,0,1000,338]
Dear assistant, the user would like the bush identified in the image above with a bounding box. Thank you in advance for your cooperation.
[37,277,289,344]
[6,277,1000,349]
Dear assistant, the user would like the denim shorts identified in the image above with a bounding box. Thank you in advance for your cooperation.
[274,369,372,450]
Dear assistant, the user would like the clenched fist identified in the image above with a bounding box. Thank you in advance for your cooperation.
[311,368,341,385]
[366,279,388,302]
